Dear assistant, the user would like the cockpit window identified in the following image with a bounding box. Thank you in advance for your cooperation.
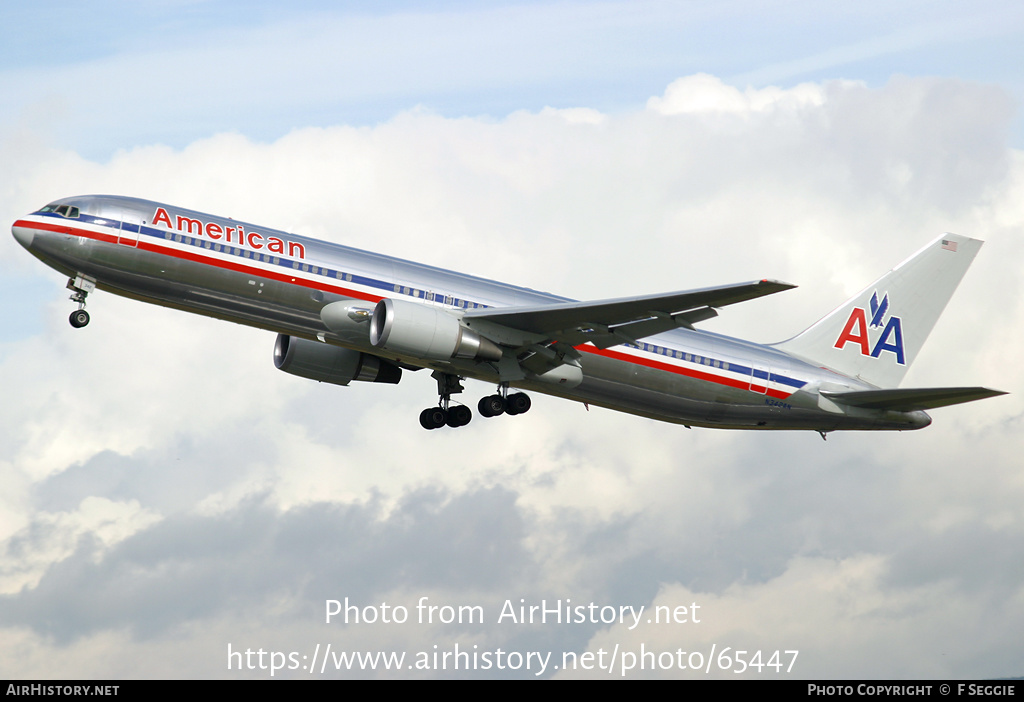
[40,203,80,218]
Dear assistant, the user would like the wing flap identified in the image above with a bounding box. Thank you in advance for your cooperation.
[552,306,721,349]
[821,387,1007,411]
[464,279,794,342]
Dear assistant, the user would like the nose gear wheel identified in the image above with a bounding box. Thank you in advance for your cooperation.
[66,275,95,328]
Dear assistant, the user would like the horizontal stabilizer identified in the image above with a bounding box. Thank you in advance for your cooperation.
[821,387,1007,411]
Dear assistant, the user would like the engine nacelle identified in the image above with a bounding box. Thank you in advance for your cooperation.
[369,298,502,362]
[273,334,401,385]
[319,301,374,337]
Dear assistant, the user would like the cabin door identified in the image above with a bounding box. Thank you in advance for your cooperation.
[117,209,142,247]
[749,363,770,394]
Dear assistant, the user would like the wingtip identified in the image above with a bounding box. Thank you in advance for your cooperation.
[759,278,798,290]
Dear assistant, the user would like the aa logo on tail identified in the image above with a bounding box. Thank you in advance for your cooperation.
[833,291,905,364]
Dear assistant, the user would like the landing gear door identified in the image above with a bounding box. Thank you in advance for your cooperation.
[117,209,142,247]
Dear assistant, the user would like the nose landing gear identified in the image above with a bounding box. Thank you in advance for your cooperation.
[69,309,90,328]
[66,275,95,328]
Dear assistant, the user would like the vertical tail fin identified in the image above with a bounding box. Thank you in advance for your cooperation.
[773,234,982,388]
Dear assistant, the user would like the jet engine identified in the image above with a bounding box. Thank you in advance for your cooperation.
[273,334,401,385]
[369,298,502,362]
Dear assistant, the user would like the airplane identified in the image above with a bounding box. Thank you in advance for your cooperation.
[11,195,1006,436]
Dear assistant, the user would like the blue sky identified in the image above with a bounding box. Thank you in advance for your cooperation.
[3,1,1023,159]
[2,1,1023,680]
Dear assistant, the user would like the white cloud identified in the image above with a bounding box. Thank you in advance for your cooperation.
[562,553,1024,679]
[1,73,1022,678]
[648,73,833,115]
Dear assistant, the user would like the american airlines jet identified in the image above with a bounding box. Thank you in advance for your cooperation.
[11,195,1005,436]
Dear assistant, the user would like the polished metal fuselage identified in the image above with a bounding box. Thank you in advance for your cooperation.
[12,195,931,431]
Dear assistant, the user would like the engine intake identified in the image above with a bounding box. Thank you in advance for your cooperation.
[369,298,502,362]
[274,334,401,385]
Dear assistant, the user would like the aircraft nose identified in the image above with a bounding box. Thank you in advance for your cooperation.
[12,223,35,250]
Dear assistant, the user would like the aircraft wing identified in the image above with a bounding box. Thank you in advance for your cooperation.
[463,279,795,349]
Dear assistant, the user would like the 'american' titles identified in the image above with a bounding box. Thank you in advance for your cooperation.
[152,207,306,260]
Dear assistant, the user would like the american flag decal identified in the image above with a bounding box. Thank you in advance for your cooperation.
[941,239,958,252]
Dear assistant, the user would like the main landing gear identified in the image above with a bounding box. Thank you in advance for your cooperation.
[419,372,472,430]
[477,389,531,417]
[418,372,532,430]
[66,276,95,328]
